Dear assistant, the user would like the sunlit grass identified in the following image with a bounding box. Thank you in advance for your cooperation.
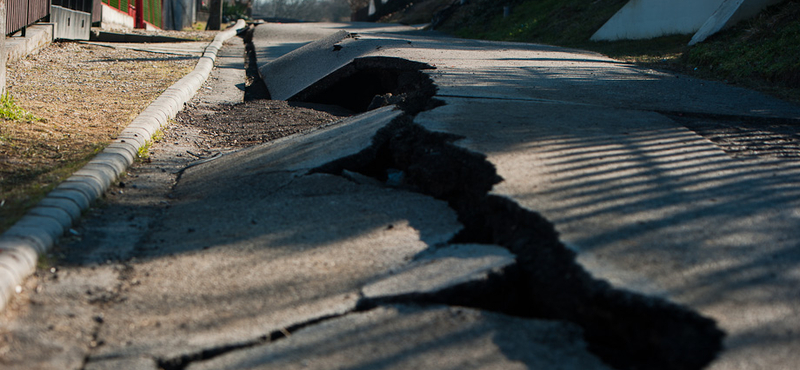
[0,93,42,123]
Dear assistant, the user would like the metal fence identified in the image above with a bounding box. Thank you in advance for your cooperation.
[104,0,161,27]
[52,0,92,13]
[7,0,50,35]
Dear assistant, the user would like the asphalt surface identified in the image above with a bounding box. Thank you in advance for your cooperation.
[2,21,800,370]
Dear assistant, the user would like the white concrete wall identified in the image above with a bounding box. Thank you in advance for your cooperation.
[726,0,783,25]
[51,6,92,40]
[100,3,135,30]
[591,0,783,42]
[1,0,6,96]
[592,0,724,41]
[689,0,782,44]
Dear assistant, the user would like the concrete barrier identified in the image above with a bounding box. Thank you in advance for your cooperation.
[51,5,92,40]
[690,0,783,45]
[591,0,782,43]
[5,23,54,65]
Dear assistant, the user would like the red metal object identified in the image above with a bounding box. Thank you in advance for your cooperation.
[134,0,144,28]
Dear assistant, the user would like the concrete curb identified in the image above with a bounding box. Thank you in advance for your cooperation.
[0,19,248,312]
[5,24,55,65]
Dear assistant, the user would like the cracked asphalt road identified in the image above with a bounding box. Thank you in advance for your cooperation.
[2,22,800,370]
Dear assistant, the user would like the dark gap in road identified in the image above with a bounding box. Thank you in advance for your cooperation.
[314,116,725,370]
[156,312,346,370]
[355,264,529,317]
[241,25,271,101]
[289,56,444,115]
[243,25,441,113]
[156,337,263,370]
[238,31,722,369]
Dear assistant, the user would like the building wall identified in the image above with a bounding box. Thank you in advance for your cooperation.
[100,2,135,29]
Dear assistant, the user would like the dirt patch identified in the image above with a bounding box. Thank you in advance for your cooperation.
[96,28,216,42]
[1,39,207,231]
[174,100,352,149]
[170,25,354,151]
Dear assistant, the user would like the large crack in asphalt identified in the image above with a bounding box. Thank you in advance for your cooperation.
[313,115,725,370]
[156,313,345,370]
[242,24,271,102]
[291,51,725,369]
[152,31,725,370]
[289,56,444,114]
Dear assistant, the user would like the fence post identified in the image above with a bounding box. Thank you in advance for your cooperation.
[1,0,6,96]
[135,0,144,28]
[206,0,221,30]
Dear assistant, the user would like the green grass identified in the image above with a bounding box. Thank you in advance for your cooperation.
[0,93,41,122]
[136,141,151,160]
[443,0,627,44]
[37,252,58,270]
[682,1,800,91]
[186,22,207,31]
[136,128,163,160]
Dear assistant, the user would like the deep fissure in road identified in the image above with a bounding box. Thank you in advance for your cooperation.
[280,44,726,369]
[175,33,726,370]
[289,56,443,114]
[243,26,442,113]
[156,313,345,370]
[313,115,725,370]
[242,25,271,101]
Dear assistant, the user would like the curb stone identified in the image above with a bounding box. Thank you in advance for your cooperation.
[0,19,248,312]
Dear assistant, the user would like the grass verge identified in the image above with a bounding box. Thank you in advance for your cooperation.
[1,41,199,234]
[680,1,800,102]
[0,150,99,232]
[0,93,41,123]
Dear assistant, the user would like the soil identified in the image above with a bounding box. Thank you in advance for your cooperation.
[1,38,203,231]
[173,100,352,150]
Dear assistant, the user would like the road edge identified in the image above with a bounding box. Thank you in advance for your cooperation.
[0,19,248,312]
